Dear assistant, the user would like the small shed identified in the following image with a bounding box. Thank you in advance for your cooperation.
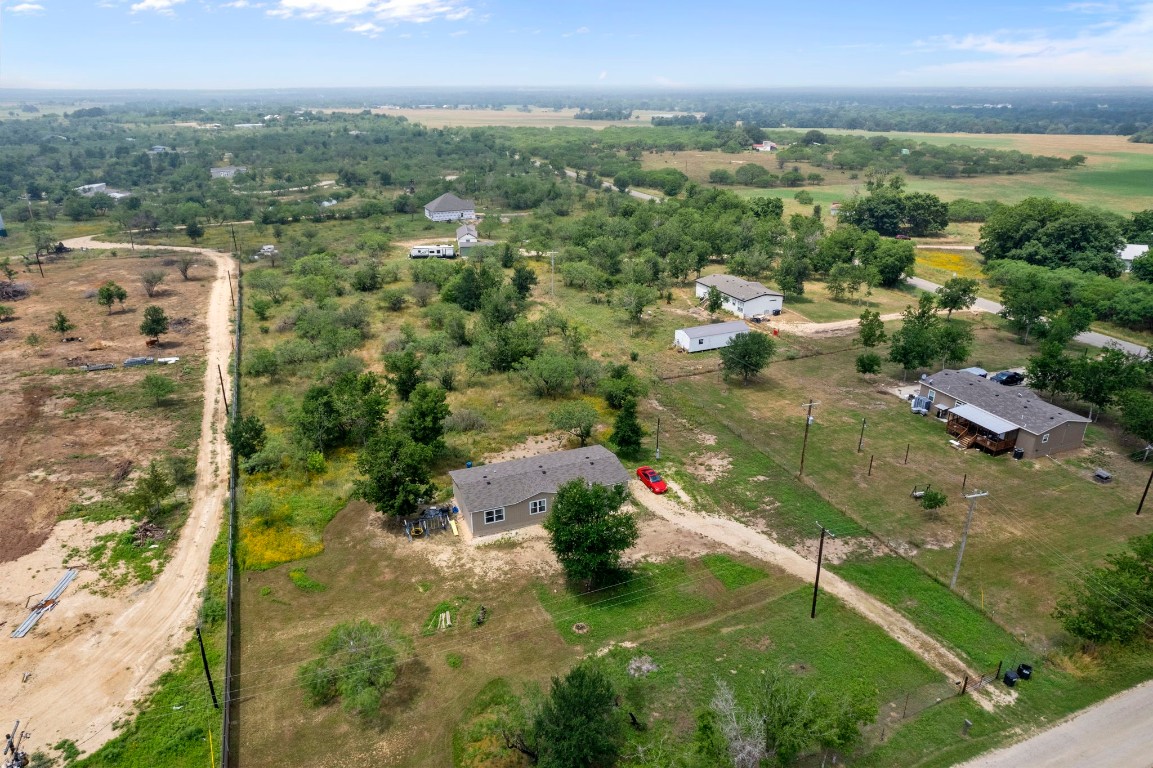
[674,321,749,352]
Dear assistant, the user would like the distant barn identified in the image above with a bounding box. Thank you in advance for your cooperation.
[674,321,749,352]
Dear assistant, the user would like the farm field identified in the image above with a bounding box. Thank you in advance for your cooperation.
[326,106,683,130]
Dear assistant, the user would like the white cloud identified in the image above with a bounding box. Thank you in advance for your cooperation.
[8,2,46,12]
[268,0,472,31]
[221,0,259,7]
[910,2,1153,84]
[130,0,186,13]
[598,70,607,80]
[562,25,589,37]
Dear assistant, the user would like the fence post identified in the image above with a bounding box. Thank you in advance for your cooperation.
[904,443,911,465]
[868,454,874,476]
[995,660,1002,680]
[961,675,968,695]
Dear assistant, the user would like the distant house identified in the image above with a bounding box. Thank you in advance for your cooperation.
[674,321,750,352]
[257,245,278,259]
[148,145,171,154]
[449,445,630,538]
[424,192,476,222]
[918,369,1090,458]
[1119,243,1149,271]
[456,223,479,249]
[695,274,784,319]
[74,182,131,200]
[210,166,246,179]
[752,141,778,152]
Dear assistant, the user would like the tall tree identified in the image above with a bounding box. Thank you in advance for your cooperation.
[705,285,724,315]
[719,332,776,383]
[542,478,637,587]
[934,321,975,369]
[226,414,267,459]
[934,277,979,319]
[533,665,623,768]
[609,397,644,456]
[550,401,599,447]
[1054,533,1153,644]
[139,305,169,341]
[97,280,128,314]
[887,294,940,378]
[354,426,435,518]
[383,349,422,402]
[857,309,887,348]
[397,383,450,450]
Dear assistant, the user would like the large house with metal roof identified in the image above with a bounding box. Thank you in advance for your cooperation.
[423,192,476,222]
[694,274,783,319]
[917,369,1090,458]
[449,445,630,538]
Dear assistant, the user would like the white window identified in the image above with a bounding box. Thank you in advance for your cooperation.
[483,508,505,524]
[529,499,547,515]
[1042,433,1050,444]
[926,390,935,402]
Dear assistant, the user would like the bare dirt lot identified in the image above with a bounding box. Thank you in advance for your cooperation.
[0,243,233,751]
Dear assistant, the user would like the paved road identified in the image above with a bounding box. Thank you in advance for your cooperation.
[955,678,1153,767]
[560,167,661,202]
[908,276,1148,357]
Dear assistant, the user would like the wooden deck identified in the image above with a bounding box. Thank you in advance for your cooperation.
[946,416,1017,455]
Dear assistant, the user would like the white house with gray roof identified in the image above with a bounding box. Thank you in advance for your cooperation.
[674,321,750,352]
[695,274,783,319]
[918,369,1090,458]
[1119,243,1149,272]
[424,192,476,222]
[449,445,630,538]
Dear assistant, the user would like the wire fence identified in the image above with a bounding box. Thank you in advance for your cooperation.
[222,256,241,768]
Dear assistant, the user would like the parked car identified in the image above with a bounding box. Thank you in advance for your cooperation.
[991,370,1024,386]
[636,466,667,494]
[894,234,912,240]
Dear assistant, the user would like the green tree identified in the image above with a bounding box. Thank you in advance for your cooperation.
[903,191,949,236]
[247,268,288,303]
[0,305,14,322]
[397,383,450,449]
[934,320,975,369]
[549,401,599,447]
[719,332,776,383]
[598,364,647,409]
[383,349,422,402]
[862,239,915,288]
[1054,533,1153,644]
[855,352,882,375]
[122,461,175,521]
[176,253,199,280]
[857,309,887,348]
[298,620,409,718]
[888,294,940,379]
[774,254,811,296]
[934,277,979,319]
[542,478,637,587]
[1073,347,1148,420]
[512,264,539,298]
[139,305,169,341]
[1118,389,1153,447]
[518,353,576,398]
[609,397,644,456]
[1131,253,1153,283]
[979,197,1125,277]
[705,285,724,315]
[141,373,177,406]
[354,426,436,518]
[534,665,623,768]
[96,281,128,314]
[50,310,75,339]
[295,385,343,451]
[184,220,204,243]
[616,283,658,323]
[1026,342,1077,400]
[226,414,267,459]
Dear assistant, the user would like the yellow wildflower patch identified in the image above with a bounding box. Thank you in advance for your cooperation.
[915,249,985,281]
[239,525,324,571]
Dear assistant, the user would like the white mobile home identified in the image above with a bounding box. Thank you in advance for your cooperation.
[695,274,784,319]
[423,192,476,222]
[409,244,456,259]
[674,321,750,352]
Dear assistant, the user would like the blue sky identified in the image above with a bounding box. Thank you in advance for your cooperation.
[1,0,1152,89]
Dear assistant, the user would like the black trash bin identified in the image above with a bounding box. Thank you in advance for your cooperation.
[1017,664,1033,680]
[1003,670,1019,687]
[1013,448,1024,460]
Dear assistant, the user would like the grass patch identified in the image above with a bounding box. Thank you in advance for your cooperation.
[700,553,767,590]
[833,555,1026,668]
[446,652,464,669]
[536,560,716,645]
[287,568,327,593]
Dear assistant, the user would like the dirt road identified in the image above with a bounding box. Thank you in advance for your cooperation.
[955,678,1153,767]
[0,238,233,751]
[628,479,1007,711]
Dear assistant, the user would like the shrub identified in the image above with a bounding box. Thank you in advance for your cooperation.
[856,352,883,374]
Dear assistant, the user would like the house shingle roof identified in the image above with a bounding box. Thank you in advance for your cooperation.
[456,223,478,238]
[923,369,1089,435]
[449,445,630,512]
[696,274,782,301]
[678,321,749,340]
[424,192,475,214]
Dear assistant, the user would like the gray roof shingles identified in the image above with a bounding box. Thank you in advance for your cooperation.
[424,192,475,214]
[696,274,782,301]
[924,369,1089,435]
[449,445,630,512]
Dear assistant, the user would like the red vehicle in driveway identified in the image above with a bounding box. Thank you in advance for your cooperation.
[636,466,667,494]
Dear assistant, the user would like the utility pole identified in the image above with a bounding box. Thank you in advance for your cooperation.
[1138,465,1153,516]
[798,400,819,477]
[950,490,988,589]
[217,364,229,415]
[230,223,239,256]
[195,626,219,709]
[811,522,834,619]
[654,416,661,460]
